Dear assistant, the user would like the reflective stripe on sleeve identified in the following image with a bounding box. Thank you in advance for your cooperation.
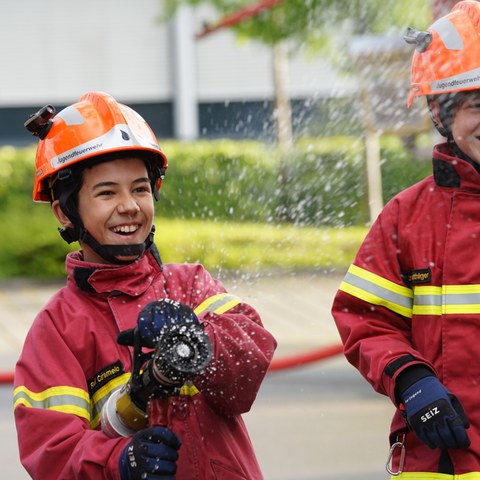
[13,372,131,429]
[179,382,199,396]
[13,385,92,421]
[194,293,241,316]
[341,265,480,317]
[339,264,413,318]
[415,284,480,315]
[14,374,202,430]
[89,373,131,429]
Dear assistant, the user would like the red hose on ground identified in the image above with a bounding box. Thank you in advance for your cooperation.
[268,343,344,372]
[0,371,14,384]
[0,343,344,384]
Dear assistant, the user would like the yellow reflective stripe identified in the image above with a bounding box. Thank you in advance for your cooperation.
[194,293,241,315]
[447,284,480,294]
[179,383,199,396]
[13,385,91,421]
[414,286,442,296]
[90,373,130,429]
[412,304,442,315]
[444,304,480,314]
[392,472,480,479]
[349,264,413,297]
[340,265,413,318]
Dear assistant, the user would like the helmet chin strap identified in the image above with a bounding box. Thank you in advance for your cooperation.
[59,224,155,265]
[80,227,156,265]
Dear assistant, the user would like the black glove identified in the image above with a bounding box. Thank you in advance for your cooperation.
[119,426,181,480]
[137,299,200,348]
[400,376,470,449]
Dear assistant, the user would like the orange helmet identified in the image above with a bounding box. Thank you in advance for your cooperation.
[406,0,480,107]
[28,91,168,202]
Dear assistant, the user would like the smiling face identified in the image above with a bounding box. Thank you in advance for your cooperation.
[76,156,155,264]
[450,92,480,165]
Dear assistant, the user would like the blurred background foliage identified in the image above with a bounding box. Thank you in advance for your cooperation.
[0,136,431,279]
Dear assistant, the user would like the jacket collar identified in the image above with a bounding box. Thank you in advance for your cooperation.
[433,142,480,190]
[66,249,163,296]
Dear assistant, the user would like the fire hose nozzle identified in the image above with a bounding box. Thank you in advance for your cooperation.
[101,387,148,438]
[101,320,213,438]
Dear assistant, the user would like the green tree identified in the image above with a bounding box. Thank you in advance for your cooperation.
[163,0,430,148]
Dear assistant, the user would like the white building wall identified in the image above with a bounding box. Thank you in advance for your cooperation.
[193,6,351,101]
[0,0,349,107]
[0,0,170,106]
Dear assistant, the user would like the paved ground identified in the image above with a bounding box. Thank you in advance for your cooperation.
[0,272,394,479]
[0,272,346,369]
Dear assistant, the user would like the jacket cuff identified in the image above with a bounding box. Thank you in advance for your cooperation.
[393,365,435,404]
[384,354,435,404]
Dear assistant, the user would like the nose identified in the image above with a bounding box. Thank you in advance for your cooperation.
[117,193,140,215]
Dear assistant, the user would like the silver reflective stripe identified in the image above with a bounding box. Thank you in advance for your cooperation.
[202,295,236,313]
[446,293,480,304]
[194,293,241,316]
[90,373,131,428]
[430,67,480,93]
[413,294,441,307]
[13,389,91,414]
[91,388,114,423]
[344,272,413,310]
[431,16,463,50]
[56,105,85,126]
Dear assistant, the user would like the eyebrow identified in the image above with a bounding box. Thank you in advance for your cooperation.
[92,177,150,190]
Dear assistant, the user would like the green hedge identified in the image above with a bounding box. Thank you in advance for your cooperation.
[0,137,432,227]
[157,137,432,227]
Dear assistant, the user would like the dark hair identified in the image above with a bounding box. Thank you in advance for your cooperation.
[427,90,480,136]
[51,150,160,203]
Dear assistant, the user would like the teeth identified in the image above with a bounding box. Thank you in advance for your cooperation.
[113,225,138,233]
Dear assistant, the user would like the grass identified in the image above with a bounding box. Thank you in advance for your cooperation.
[154,217,367,275]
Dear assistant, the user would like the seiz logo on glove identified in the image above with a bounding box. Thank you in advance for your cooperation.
[400,376,470,450]
[119,426,181,480]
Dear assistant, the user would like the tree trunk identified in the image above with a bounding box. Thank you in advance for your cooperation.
[272,40,293,150]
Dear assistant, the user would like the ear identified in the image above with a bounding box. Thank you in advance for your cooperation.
[428,99,448,137]
[51,200,74,228]
[429,99,442,126]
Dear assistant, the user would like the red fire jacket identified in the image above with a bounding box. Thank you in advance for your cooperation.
[332,143,480,477]
[14,249,277,479]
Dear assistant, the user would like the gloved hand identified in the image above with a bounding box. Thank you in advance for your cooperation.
[119,426,181,480]
[137,299,200,348]
[400,376,470,449]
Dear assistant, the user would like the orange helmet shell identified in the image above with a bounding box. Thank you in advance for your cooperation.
[408,0,480,107]
[33,91,168,202]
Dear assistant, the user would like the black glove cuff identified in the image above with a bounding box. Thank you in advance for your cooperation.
[394,364,435,404]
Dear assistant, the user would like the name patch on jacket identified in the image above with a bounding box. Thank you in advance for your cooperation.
[405,268,431,286]
[88,360,125,396]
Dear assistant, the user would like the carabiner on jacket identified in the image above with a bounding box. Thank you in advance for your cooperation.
[386,434,405,476]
